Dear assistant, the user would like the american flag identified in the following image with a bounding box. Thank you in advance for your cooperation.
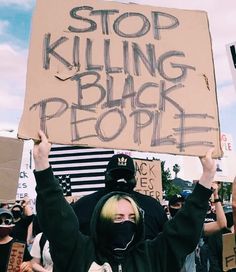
[49,145,114,197]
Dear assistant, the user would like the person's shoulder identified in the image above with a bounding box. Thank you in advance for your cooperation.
[0,237,14,246]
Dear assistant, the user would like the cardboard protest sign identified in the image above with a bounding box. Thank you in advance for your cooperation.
[0,137,24,202]
[18,0,221,157]
[226,41,236,93]
[222,233,236,271]
[6,242,25,272]
[214,133,236,182]
[16,140,35,199]
[134,159,162,200]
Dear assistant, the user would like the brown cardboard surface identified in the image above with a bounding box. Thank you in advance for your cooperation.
[18,0,222,157]
[222,233,236,271]
[134,159,162,200]
[0,137,24,202]
[6,242,25,271]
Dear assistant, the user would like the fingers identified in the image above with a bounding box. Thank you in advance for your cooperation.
[38,129,48,142]
[200,147,215,160]
[205,147,215,159]
[20,261,32,272]
[211,182,217,190]
[34,130,48,145]
[199,148,215,167]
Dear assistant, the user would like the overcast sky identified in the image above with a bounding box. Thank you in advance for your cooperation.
[0,0,236,152]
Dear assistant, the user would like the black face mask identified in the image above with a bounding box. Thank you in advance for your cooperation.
[100,220,136,252]
[105,170,136,192]
[11,210,22,220]
[225,212,233,229]
[0,227,13,238]
[107,180,134,192]
[169,207,180,218]
[111,221,136,251]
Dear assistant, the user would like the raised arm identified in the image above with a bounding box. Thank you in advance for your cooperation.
[33,130,87,271]
[33,130,51,171]
[158,148,216,268]
[204,182,227,236]
[198,148,216,189]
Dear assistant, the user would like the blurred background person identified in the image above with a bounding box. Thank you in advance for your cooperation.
[72,153,168,240]
[0,208,32,272]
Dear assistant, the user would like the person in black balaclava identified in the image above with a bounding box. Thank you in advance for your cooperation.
[168,194,185,218]
[72,153,168,240]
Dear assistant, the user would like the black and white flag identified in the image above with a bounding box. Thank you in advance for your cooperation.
[49,145,114,197]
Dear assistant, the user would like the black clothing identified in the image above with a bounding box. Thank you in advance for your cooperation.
[11,215,34,242]
[35,167,212,272]
[72,188,168,239]
[208,228,236,272]
[32,215,42,237]
[0,239,31,272]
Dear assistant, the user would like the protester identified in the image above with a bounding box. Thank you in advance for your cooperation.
[203,182,226,234]
[10,196,34,244]
[208,210,236,272]
[179,181,227,272]
[218,176,236,271]
[32,130,216,272]
[30,232,53,272]
[72,153,168,239]
[0,208,32,272]
[168,194,185,218]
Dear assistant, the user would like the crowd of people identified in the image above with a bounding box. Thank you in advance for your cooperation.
[0,129,235,271]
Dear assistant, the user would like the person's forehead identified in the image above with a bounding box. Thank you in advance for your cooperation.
[115,199,135,214]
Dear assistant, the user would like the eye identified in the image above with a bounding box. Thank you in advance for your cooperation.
[114,215,123,222]
[129,215,136,223]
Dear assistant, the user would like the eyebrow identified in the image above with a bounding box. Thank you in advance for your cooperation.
[114,213,136,216]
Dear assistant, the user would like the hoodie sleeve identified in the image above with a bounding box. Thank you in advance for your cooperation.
[148,182,212,270]
[34,167,88,269]
[165,183,212,267]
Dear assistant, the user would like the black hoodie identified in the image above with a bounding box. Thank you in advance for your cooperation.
[35,167,212,272]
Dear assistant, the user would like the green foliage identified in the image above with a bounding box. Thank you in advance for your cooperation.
[166,185,182,199]
[218,182,232,201]
[161,161,181,199]
[173,163,181,178]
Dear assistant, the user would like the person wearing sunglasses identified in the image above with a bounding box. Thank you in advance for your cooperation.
[0,208,32,272]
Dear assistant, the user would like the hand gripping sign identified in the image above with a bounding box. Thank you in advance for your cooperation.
[18,0,222,158]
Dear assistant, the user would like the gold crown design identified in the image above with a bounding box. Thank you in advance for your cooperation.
[117,157,127,166]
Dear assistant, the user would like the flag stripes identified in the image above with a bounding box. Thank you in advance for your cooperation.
[49,145,114,197]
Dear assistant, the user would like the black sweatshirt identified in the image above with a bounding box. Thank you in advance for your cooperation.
[35,167,212,272]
